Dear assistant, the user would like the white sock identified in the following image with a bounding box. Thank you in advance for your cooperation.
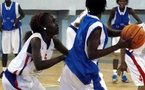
[2,67,7,72]
[113,69,117,75]
[122,71,126,76]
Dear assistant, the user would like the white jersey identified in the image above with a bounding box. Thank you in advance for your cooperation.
[2,33,54,90]
[8,33,54,76]
[71,9,88,27]
[66,9,88,50]
[125,23,145,86]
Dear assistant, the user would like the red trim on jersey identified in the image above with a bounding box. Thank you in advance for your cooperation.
[131,54,145,85]
[13,70,18,74]
[15,80,21,90]
[24,55,30,67]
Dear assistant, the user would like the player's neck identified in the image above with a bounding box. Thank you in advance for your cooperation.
[5,1,11,7]
[119,7,125,12]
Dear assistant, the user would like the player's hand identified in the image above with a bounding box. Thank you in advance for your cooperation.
[14,19,19,28]
[117,37,132,48]
[117,64,127,76]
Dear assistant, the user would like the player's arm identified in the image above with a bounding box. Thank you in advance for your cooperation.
[117,48,127,76]
[18,4,25,20]
[87,27,130,60]
[129,8,142,24]
[53,36,68,55]
[107,7,115,28]
[14,4,25,28]
[106,26,121,37]
[31,37,66,70]
[107,8,121,37]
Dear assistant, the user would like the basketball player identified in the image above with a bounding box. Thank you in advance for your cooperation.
[0,0,25,78]
[118,23,145,90]
[59,0,132,90]
[66,9,88,50]
[107,0,142,83]
[2,12,68,90]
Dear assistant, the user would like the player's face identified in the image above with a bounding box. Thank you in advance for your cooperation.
[118,0,127,8]
[5,0,11,3]
[45,15,59,35]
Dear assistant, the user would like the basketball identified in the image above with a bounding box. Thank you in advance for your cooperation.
[121,24,145,49]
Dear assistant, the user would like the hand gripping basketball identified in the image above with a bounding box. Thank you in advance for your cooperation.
[121,24,145,49]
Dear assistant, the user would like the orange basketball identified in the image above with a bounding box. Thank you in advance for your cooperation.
[121,24,145,49]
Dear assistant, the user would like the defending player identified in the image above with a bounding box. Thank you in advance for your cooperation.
[2,12,68,90]
[118,23,145,90]
[107,0,142,83]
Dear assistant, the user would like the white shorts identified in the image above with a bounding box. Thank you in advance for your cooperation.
[112,37,120,53]
[125,50,145,86]
[2,70,45,90]
[60,65,107,90]
[1,28,22,54]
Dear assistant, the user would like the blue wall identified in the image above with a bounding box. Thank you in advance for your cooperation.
[0,13,144,49]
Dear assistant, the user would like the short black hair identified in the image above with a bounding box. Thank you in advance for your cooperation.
[86,0,106,15]
[116,0,129,4]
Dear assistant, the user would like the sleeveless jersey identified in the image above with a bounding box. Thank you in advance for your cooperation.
[132,23,145,55]
[71,9,88,29]
[111,6,130,30]
[1,2,21,30]
[65,14,108,90]
[7,33,54,76]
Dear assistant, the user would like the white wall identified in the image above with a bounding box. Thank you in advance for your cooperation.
[0,0,145,10]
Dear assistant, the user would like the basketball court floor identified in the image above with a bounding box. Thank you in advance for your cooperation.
[0,51,138,90]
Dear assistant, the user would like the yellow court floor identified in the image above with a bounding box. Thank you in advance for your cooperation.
[0,51,137,90]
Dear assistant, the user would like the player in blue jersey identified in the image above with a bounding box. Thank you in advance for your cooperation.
[107,0,142,83]
[59,0,132,90]
[0,0,25,78]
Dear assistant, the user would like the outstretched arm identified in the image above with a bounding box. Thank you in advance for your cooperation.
[53,36,68,55]
[129,8,142,24]
[87,27,131,60]
[31,37,66,71]
[106,26,121,37]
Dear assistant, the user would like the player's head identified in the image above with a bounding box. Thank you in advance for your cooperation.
[86,0,106,15]
[30,12,59,35]
[116,0,128,5]
[5,0,11,4]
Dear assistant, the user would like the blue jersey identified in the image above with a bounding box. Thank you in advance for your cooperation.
[1,2,21,30]
[65,14,108,90]
[111,6,130,30]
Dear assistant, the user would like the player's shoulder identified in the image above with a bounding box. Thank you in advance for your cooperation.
[110,7,116,13]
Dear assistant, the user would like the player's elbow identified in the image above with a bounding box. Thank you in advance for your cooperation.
[35,65,42,71]
[88,53,99,60]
